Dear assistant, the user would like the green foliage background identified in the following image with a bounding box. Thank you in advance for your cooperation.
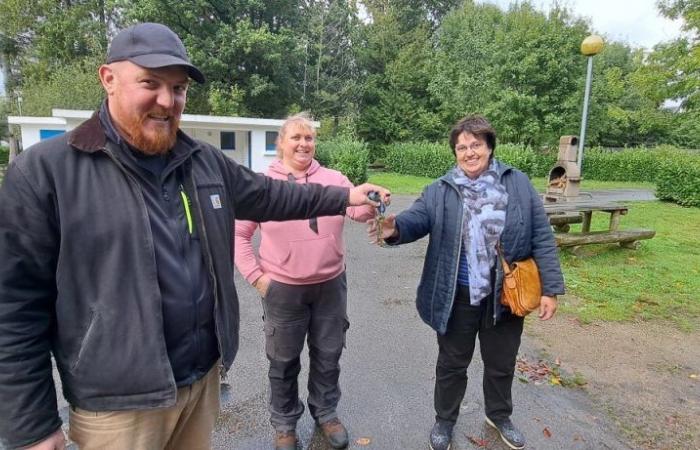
[0,0,697,150]
[315,138,370,185]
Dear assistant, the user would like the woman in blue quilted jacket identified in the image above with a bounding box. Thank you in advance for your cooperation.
[369,115,564,450]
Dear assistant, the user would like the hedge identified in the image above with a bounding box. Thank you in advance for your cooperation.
[655,154,700,207]
[581,148,667,182]
[384,142,454,178]
[384,142,555,178]
[384,141,700,207]
[315,138,370,185]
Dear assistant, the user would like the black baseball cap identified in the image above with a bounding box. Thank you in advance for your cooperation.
[107,22,205,83]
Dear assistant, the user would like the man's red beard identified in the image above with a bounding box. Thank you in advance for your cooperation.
[119,111,180,155]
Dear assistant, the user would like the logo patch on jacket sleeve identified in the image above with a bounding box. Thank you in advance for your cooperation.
[210,194,222,209]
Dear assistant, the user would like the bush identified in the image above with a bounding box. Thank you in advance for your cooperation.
[315,138,370,185]
[382,141,700,208]
[656,154,700,207]
[495,144,557,177]
[384,142,555,178]
[581,148,662,182]
[0,146,8,166]
[384,142,453,178]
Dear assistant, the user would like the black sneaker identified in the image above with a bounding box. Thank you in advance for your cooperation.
[428,419,454,450]
[485,417,526,449]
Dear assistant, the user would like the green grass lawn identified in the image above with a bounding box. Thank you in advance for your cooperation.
[368,171,698,331]
[558,201,700,331]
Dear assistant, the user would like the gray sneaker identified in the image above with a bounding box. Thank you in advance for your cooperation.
[429,419,454,450]
[485,417,526,449]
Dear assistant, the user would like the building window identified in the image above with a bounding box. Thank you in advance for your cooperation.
[265,131,278,152]
[220,131,236,150]
[39,129,65,140]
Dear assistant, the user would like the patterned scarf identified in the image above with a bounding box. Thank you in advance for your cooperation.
[452,162,508,306]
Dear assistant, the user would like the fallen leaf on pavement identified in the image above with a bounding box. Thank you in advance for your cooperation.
[543,427,552,438]
[466,435,489,447]
[690,374,698,379]
[355,437,371,446]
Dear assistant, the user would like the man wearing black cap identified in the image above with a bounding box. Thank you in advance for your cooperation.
[0,23,388,450]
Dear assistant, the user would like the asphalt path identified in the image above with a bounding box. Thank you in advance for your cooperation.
[212,194,632,450]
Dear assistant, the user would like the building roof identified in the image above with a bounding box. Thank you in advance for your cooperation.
[9,109,320,129]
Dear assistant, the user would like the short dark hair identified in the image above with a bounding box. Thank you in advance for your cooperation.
[449,115,496,157]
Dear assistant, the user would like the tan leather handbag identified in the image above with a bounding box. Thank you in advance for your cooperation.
[496,244,541,317]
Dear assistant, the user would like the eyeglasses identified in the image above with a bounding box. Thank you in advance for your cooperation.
[455,142,488,153]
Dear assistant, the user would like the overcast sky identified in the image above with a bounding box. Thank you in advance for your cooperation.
[0,1,686,99]
[480,0,684,49]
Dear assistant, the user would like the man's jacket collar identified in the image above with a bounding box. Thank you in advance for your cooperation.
[68,113,107,153]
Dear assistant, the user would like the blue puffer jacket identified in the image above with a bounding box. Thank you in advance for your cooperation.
[391,161,565,335]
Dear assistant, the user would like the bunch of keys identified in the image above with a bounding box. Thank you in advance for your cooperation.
[368,191,387,247]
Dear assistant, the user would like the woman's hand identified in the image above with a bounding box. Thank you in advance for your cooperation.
[253,274,272,298]
[367,214,398,245]
[538,295,557,320]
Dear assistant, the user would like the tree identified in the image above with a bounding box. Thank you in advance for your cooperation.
[0,0,115,119]
[356,2,445,145]
[300,0,363,134]
[119,0,307,117]
[429,2,592,147]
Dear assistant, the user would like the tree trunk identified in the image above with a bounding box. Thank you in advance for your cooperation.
[9,132,19,163]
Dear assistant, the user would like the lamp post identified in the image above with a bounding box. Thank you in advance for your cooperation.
[577,34,604,171]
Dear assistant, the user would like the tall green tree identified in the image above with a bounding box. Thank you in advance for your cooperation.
[300,0,363,134]
[356,1,445,145]
[0,0,114,115]
[429,2,591,147]
[119,0,307,117]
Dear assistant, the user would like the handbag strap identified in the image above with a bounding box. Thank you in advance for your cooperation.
[496,242,513,275]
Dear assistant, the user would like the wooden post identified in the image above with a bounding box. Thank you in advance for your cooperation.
[609,211,621,231]
[581,211,592,232]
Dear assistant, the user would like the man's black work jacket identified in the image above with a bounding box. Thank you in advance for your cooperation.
[0,114,350,448]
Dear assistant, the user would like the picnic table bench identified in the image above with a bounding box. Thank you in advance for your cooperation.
[543,200,655,249]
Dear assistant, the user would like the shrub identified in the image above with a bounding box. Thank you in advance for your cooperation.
[382,141,700,207]
[581,148,661,182]
[495,144,556,177]
[315,138,370,185]
[384,142,453,178]
[384,142,555,178]
[656,154,700,207]
[0,146,8,166]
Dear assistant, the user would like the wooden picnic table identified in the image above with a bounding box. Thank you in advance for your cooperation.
[543,199,655,249]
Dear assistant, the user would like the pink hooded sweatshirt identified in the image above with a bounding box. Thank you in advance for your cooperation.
[234,159,375,285]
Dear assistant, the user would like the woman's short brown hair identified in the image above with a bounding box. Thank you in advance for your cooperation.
[449,115,496,157]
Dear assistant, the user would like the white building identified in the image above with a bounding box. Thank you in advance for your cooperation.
[8,109,318,173]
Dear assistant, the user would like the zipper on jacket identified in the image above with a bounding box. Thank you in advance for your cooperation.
[100,144,178,394]
[493,167,512,325]
[443,179,465,325]
[184,165,225,375]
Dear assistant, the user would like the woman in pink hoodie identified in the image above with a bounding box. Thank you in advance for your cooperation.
[234,113,375,450]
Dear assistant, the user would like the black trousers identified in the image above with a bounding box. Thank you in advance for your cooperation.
[434,285,524,424]
[261,272,349,431]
